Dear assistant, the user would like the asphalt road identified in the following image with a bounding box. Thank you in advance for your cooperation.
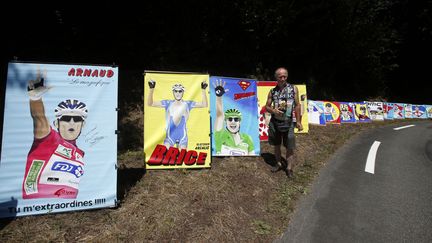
[276,120,432,243]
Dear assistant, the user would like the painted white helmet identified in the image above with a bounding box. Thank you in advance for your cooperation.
[55,99,88,120]
[172,84,185,91]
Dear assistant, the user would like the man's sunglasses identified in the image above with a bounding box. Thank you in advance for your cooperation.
[226,117,240,122]
[59,116,84,122]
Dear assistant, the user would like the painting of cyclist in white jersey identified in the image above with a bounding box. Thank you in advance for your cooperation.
[144,72,211,169]
[147,80,208,149]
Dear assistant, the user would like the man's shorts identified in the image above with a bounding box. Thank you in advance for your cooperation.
[268,118,296,150]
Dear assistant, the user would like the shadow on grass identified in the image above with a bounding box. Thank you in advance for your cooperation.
[117,167,146,202]
[0,197,18,230]
[261,152,278,167]
[118,121,143,152]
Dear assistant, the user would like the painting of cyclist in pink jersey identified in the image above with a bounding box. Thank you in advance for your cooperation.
[147,80,208,149]
[23,69,88,199]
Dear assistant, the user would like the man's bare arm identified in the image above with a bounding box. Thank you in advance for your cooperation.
[213,80,225,132]
[147,80,163,107]
[30,99,51,139]
[194,81,208,108]
[28,69,52,139]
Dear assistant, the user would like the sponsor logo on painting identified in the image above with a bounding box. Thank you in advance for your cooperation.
[47,177,59,182]
[52,162,84,178]
[55,144,73,159]
[54,188,77,197]
[24,160,44,194]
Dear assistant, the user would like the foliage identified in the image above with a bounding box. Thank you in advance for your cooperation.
[2,1,430,105]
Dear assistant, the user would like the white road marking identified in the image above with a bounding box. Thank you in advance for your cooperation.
[393,124,415,130]
[365,141,381,174]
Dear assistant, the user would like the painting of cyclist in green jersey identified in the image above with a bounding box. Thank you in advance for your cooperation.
[210,77,260,156]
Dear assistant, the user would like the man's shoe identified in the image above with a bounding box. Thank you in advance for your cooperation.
[285,169,294,178]
[280,160,288,170]
[271,162,282,173]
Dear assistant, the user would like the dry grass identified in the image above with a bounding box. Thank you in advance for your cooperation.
[0,120,415,242]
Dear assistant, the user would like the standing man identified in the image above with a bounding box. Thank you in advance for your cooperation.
[265,67,302,178]
[147,80,208,149]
